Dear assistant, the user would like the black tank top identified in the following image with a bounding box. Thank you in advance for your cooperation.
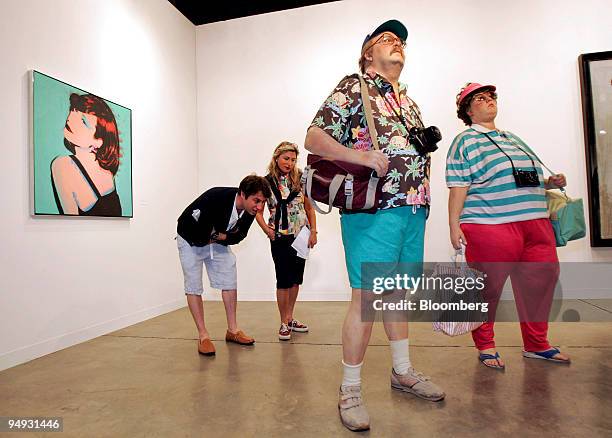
[52,155,122,216]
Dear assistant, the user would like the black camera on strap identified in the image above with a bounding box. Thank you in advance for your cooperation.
[482,132,541,188]
[513,168,540,187]
[371,80,441,156]
[409,126,442,155]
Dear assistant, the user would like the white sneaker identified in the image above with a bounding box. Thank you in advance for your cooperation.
[390,367,445,401]
[338,385,370,431]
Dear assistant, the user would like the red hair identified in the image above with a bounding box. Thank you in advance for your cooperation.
[65,93,122,174]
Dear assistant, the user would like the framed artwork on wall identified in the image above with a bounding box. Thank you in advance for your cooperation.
[30,70,133,217]
[579,51,612,246]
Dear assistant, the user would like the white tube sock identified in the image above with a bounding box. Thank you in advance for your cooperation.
[341,361,363,387]
[390,338,412,375]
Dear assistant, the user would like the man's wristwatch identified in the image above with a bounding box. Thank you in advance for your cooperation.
[210,232,220,240]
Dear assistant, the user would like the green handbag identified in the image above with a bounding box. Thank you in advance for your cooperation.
[545,189,586,247]
[526,148,587,247]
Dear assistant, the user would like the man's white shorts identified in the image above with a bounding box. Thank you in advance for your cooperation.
[177,235,237,293]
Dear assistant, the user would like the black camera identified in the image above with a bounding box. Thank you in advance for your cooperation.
[513,168,540,187]
[409,126,442,155]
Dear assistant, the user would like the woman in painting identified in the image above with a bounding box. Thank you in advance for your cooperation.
[255,142,317,341]
[51,93,122,216]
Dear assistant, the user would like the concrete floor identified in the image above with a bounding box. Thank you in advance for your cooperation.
[1,300,611,438]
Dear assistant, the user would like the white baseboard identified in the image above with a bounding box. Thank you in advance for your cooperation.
[0,298,185,372]
[207,289,612,301]
[201,290,351,301]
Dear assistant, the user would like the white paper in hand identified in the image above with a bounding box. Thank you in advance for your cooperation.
[291,227,311,259]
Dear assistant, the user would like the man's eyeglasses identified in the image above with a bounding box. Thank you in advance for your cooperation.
[370,33,406,49]
[472,92,498,103]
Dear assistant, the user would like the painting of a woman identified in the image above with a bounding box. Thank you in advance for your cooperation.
[51,93,122,216]
[32,71,132,217]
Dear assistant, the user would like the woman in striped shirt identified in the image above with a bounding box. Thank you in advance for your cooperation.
[446,82,570,369]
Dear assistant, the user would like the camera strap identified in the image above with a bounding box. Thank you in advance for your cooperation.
[496,135,565,194]
[500,134,559,176]
[481,132,537,173]
[371,79,424,135]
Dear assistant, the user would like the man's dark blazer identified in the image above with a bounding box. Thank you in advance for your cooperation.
[177,187,255,247]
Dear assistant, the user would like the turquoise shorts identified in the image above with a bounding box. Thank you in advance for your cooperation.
[340,205,426,289]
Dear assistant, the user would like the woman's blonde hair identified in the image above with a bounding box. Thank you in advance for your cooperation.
[267,141,301,191]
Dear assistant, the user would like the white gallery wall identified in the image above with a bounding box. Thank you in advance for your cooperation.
[0,0,198,371]
[196,0,612,301]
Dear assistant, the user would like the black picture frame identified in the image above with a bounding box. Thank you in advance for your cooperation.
[579,51,612,247]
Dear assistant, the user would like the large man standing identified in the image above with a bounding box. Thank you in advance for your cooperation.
[305,20,444,431]
[176,175,271,356]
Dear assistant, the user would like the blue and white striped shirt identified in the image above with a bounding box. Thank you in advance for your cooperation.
[446,124,548,224]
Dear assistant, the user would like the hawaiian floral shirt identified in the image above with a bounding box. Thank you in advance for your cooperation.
[266,174,309,236]
[310,71,431,209]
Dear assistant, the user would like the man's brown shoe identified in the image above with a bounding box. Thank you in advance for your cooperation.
[225,330,255,345]
[198,338,216,356]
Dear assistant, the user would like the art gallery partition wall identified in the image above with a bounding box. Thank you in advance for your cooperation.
[2,0,612,372]
[195,0,612,299]
[1,0,198,371]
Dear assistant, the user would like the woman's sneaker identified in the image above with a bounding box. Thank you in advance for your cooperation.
[288,319,309,333]
[279,323,291,341]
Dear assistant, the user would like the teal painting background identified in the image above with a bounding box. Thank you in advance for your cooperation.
[33,71,133,216]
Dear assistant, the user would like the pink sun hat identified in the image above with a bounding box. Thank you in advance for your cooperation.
[456,82,496,108]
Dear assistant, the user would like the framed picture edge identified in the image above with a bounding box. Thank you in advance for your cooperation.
[29,69,35,217]
[29,69,134,219]
[578,51,612,247]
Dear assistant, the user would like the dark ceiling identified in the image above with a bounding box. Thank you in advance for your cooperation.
[168,0,341,25]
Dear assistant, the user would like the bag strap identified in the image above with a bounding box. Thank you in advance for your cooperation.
[363,174,379,209]
[359,75,380,151]
[303,166,345,215]
[343,173,379,210]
